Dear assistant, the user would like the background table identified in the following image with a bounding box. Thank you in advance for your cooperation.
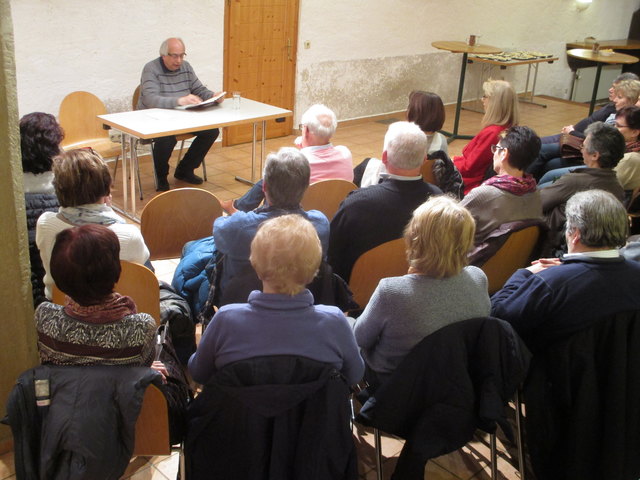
[467,54,558,109]
[99,98,292,219]
[432,41,502,141]
[566,49,639,115]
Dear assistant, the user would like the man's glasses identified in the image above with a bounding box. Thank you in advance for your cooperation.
[490,144,506,154]
[167,53,186,59]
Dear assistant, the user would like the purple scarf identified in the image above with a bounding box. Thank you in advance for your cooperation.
[483,173,537,196]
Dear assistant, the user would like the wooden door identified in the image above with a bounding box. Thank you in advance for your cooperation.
[223,0,298,145]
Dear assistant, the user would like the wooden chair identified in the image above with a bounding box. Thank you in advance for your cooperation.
[141,187,223,260]
[133,384,185,477]
[52,260,161,325]
[300,179,358,220]
[627,186,640,235]
[480,226,541,295]
[58,91,122,159]
[421,158,437,185]
[348,238,408,310]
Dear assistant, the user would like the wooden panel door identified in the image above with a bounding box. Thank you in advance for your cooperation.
[223,0,298,145]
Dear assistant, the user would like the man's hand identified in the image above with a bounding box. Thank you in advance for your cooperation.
[178,94,203,106]
[213,91,225,104]
[561,125,574,135]
[527,257,561,274]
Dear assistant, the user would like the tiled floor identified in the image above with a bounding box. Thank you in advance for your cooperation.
[1,95,590,480]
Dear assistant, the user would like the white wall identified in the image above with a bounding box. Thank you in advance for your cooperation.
[11,0,224,115]
[10,0,640,123]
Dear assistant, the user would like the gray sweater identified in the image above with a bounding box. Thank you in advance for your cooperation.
[353,267,490,374]
[137,57,213,110]
[461,185,543,244]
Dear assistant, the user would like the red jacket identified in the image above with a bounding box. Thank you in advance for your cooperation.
[454,124,508,194]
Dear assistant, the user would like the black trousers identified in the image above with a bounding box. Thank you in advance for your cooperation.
[152,128,219,179]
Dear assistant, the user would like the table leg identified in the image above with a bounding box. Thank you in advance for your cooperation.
[121,137,129,213]
[260,120,267,175]
[462,61,488,114]
[518,63,547,108]
[440,52,474,142]
[234,122,258,186]
[588,64,603,116]
[129,136,137,215]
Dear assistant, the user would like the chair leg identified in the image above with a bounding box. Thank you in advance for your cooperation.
[202,157,208,181]
[515,389,526,480]
[490,433,497,480]
[177,139,186,162]
[374,428,383,480]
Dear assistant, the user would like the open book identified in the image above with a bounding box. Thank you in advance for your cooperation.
[175,91,226,110]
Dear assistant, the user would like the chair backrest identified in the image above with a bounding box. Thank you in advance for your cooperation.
[134,384,170,455]
[300,179,358,221]
[349,238,408,309]
[356,317,530,462]
[132,85,141,110]
[523,310,640,480]
[480,226,541,294]
[141,188,223,260]
[52,260,161,325]
[421,158,437,185]
[58,91,110,148]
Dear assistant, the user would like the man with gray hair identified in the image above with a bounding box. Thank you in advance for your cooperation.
[328,121,441,282]
[492,189,640,352]
[541,121,625,252]
[222,103,353,213]
[213,147,330,290]
[138,37,224,191]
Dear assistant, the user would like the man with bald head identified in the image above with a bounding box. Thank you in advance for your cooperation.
[138,37,224,191]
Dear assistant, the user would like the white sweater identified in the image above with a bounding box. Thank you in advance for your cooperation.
[36,211,150,299]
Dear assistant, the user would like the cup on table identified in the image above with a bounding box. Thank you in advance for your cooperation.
[233,91,241,110]
[468,35,477,46]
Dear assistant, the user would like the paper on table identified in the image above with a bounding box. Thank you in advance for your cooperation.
[175,91,226,110]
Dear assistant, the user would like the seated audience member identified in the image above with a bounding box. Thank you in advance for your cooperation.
[454,79,519,194]
[538,105,640,190]
[20,112,64,306]
[356,91,448,187]
[461,126,543,244]
[530,78,640,179]
[222,104,353,213]
[214,147,329,291]
[540,122,625,252]
[491,189,640,352]
[539,72,638,145]
[188,214,364,386]
[328,121,442,282]
[36,149,150,300]
[36,224,185,443]
[613,105,640,192]
[353,196,490,387]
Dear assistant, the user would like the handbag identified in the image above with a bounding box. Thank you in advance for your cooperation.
[559,134,584,159]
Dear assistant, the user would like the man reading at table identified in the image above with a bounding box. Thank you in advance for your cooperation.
[137,37,224,191]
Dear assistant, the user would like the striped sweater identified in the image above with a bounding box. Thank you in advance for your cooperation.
[137,57,213,110]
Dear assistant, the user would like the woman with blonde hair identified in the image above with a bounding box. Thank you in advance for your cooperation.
[454,79,519,194]
[353,195,490,386]
[188,214,364,386]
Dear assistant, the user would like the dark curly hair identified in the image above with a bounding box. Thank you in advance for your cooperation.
[20,112,64,174]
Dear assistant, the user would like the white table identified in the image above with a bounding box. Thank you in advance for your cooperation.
[99,98,292,218]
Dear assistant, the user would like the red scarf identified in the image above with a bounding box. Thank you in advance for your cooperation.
[483,173,537,196]
[626,140,640,153]
[64,293,138,324]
